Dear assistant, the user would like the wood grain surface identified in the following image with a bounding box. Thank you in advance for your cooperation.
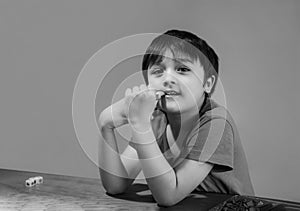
[0,168,299,211]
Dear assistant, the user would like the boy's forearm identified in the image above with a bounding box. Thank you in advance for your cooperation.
[99,127,128,177]
[99,126,133,194]
[132,130,178,204]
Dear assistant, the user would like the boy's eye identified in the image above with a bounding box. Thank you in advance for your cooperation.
[151,68,163,75]
[176,67,190,73]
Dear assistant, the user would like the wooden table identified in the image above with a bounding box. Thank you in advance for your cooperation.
[0,168,299,210]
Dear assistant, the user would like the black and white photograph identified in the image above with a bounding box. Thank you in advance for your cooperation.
[0,0,299,210]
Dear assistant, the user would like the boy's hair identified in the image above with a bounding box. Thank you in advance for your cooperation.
[142,29,219,96]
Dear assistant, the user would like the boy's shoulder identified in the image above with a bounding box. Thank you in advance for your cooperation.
[199,98,229,121]
[196,97,239,133]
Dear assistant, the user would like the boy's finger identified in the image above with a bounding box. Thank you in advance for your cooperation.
[125,88,131,96]
[139,84,147,92]
[155,91,165,100]
[132,86,139,94]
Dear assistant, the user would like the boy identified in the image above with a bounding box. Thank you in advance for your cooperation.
[98,29,254,207]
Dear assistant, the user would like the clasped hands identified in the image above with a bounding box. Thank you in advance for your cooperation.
[99,84,165,144]
[124,84,164,133]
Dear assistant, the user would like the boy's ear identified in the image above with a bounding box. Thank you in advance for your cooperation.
[204,75,216,94]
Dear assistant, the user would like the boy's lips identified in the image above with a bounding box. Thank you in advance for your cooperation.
[155,90,181,101]
[163,90,180,96]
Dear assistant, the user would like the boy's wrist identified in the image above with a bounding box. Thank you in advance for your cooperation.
[99,102,129,129]
[134,141,163,161]
[129,119,151,129]
[130,125,155,146]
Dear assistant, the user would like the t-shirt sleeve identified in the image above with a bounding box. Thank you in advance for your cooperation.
[180,118,234,172]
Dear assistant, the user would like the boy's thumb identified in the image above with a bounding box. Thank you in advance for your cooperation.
[155,91,165,100]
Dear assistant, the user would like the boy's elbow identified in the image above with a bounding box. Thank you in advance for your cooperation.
[99,169,130,195]
[105,187,125,195]
[157,199,177,207]
[155,195,178,207]
[103,183,127,195]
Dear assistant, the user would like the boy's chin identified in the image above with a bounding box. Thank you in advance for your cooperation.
[158,103,181,114]
[156,97,192,114]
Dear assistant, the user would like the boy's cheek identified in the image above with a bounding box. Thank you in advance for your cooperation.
[147,79,161,90]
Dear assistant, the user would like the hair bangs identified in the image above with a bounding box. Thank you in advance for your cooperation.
[142,35,205,70]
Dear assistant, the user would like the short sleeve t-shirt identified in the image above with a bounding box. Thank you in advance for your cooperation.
[151,96,255,196]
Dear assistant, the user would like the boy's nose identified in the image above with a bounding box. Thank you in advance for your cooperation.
[163,80,175,87]
[162,70,176,87]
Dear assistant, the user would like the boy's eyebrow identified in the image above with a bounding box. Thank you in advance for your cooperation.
[150,57,193,67]
[174,58,193,64]
[149,63,165,70]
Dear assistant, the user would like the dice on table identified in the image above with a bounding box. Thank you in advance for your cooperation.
[25,178,36,187]
[25,176,43,187]
[34,176,43,184]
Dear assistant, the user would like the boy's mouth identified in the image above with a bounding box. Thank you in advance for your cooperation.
[155,90,181,101]
[164,90,180,96]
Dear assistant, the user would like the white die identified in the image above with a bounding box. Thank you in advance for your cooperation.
[25,178,35,187]
[34,176,43,184]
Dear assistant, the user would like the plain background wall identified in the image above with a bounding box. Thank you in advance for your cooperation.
[0,0,299,202]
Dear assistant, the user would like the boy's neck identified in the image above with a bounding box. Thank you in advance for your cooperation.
[166,93,206,139]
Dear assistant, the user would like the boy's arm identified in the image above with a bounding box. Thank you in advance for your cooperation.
[133,132,213,206]
[98,101,142,194]
[99,126,142,194]
[132,129,213,207]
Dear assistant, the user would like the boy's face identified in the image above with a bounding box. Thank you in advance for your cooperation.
[147,49,207,114]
